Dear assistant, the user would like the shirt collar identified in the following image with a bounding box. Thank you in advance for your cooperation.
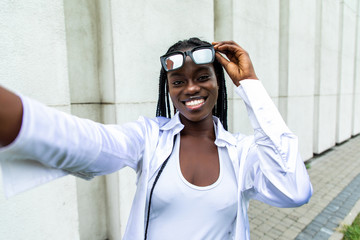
[212,116,237,147]
[159,111,184,133]
[159,112,237,147]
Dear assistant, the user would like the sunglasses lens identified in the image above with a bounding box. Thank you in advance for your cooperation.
[192,48,213,64]
[164,54,183,71]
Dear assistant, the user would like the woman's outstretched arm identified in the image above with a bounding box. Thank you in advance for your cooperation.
[0,86,23,147]
[0,85,148,197]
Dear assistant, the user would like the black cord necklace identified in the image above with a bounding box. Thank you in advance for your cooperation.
[144,137,176,240]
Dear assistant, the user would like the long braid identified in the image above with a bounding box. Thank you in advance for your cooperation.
[156,69,168,117]
[165,76,171,117]
[213,57,228,130]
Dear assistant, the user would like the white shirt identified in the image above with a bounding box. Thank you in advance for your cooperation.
[0,80,313,240]
[147,134,238,239]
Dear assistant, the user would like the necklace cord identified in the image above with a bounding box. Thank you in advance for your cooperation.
[144,138,176,240]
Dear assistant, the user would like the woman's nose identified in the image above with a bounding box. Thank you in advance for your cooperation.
[185,80,200,94]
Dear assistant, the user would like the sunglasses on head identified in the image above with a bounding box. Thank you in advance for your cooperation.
[160,45,215,72]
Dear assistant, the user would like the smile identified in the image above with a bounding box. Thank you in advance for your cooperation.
[183,97,206,110]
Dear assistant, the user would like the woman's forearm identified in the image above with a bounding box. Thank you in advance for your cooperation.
[0,86,23,146]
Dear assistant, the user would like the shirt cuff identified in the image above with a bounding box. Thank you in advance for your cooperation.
[0,95,68,198]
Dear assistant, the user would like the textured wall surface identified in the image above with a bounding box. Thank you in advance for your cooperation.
[0,0,359,239]
[313,0,340,154]
[0,1,79,240]
[63,0,108,238]
[336,0,358,143]
[280,0,317,160]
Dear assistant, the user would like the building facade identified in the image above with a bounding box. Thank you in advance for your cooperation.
[0,0,359,239]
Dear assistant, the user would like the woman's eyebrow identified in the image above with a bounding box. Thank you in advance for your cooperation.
[168,65,213,78]
[168,72,184,78]
[194,65,213,74]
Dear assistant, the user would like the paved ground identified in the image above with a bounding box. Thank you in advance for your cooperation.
[248,135,360,240]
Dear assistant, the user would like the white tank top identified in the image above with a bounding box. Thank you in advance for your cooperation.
[147,134,238,240]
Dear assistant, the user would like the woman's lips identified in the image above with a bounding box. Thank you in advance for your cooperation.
[183,98,206,110]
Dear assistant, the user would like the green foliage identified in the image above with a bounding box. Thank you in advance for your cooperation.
[341,213,360,240]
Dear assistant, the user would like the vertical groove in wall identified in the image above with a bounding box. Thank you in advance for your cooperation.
[314,0,322,96]
[279,0,289,122]
[313,0,323,153]
[64,0,101,105]
[63,1,110,239]
[214,0,233,41]
[97,0,116,110]
[351,0,360,136]
[105,173,122,240]
[62,0,73,106]
[336,0,344,142]
[96,0,121,239]
[214,0,234,131]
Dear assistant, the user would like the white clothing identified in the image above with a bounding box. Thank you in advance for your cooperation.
[0,80,313,240]
[147,134,238,239]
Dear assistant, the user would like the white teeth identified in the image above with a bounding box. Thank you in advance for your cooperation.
[185,99,205,106]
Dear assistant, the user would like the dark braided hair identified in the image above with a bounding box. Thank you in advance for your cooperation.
[156,37,228,130]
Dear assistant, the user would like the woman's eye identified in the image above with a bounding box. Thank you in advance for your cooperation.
[198,75,210,81]
[172,80,184,86]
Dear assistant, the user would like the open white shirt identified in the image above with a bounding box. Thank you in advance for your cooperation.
[147,134,238,239]
[0,80,313,240]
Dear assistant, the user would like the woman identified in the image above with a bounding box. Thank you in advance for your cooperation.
[0,38,312,239]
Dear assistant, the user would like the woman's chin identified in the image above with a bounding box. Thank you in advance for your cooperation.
[179,111,213,124]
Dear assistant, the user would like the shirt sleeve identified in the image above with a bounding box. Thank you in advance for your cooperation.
[235,80,313,207]
[0,95,147,198]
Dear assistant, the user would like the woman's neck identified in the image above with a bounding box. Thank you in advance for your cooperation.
[179,114,215,140]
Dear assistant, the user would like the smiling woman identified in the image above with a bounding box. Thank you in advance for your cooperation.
[0,37,313,240]
[157,39,228,130]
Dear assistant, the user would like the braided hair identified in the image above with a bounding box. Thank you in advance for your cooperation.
[156,37,228,130]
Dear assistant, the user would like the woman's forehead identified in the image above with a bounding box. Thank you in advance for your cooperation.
[171,46,193,53]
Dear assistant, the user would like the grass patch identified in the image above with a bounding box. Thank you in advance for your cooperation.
[341,212,360,240]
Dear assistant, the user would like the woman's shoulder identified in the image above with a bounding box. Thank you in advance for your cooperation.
[137,115,170,128]
[140,113,183,132]
[130,116,175,136]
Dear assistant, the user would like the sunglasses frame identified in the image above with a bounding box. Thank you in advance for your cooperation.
[160,45,215,72]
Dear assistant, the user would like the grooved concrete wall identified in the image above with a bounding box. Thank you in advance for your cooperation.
[0,1,79,240]
[0,0,359,239]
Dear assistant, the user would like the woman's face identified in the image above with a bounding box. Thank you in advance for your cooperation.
[167,47,219,123]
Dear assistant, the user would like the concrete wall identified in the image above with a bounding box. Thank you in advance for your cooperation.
[354,1,360,135]
[314,0,340,154]
[0,1,80,240]
[336,0,358,143]
[63,0,108,239]
[0,0,359,239]
[280,0,317,160]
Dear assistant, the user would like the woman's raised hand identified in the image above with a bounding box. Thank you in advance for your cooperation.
[212,41,258,86]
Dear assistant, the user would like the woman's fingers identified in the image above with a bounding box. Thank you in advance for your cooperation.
[215,52,243,86]
[212,40,258,83]
[213,41,244,54]
[213,40,241,48]
[215,52,230,68]
[213,42,245,63]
